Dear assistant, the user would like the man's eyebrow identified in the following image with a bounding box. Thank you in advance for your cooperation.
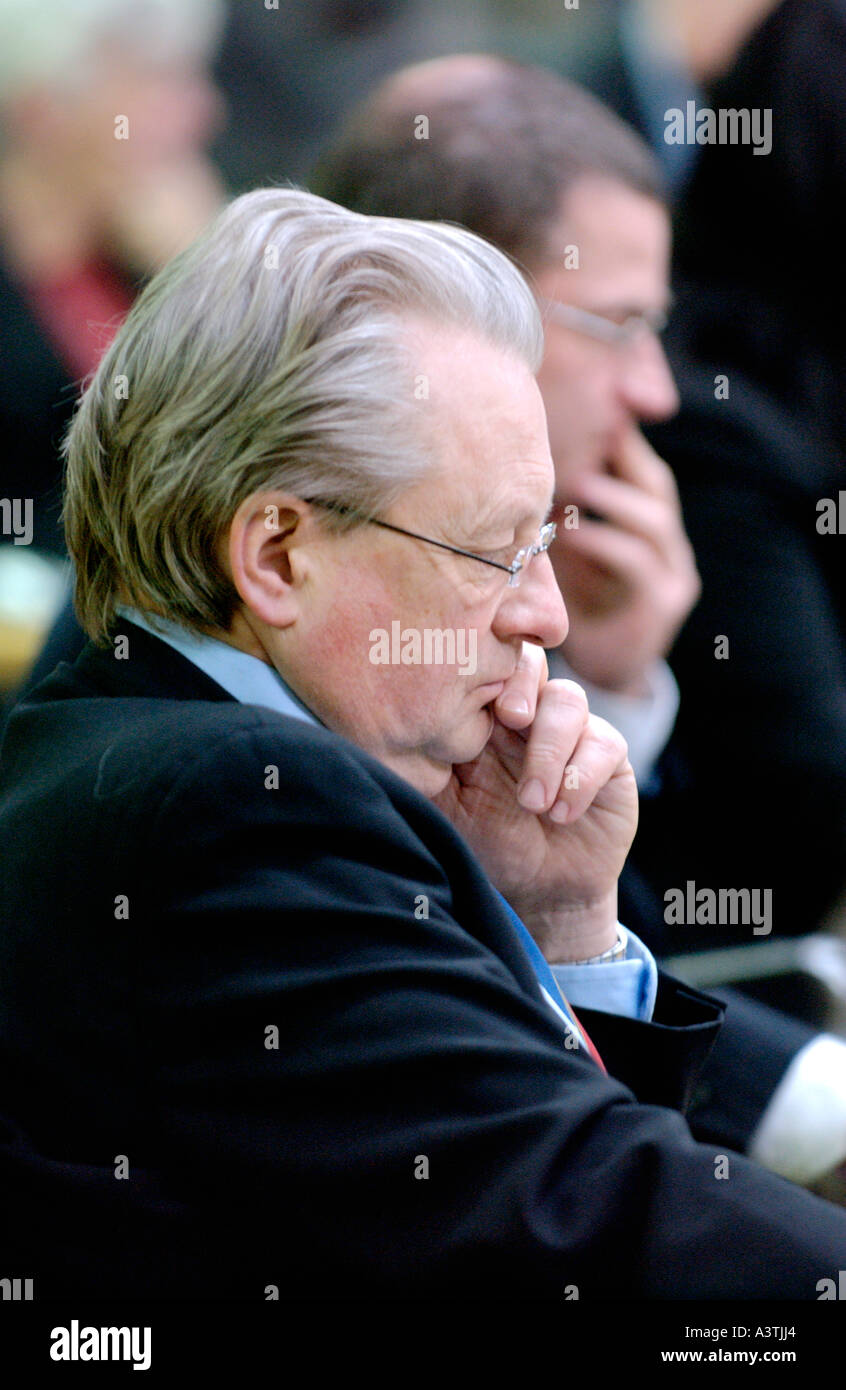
[465,494,555,539]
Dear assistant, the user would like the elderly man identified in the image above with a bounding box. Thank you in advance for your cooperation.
[1,188,845,1299]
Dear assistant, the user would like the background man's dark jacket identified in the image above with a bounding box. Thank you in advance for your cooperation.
[1,620,845,1299]
[639,0,846,950]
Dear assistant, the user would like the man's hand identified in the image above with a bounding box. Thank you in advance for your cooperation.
[551,428,700,694]
[432,644,638,962]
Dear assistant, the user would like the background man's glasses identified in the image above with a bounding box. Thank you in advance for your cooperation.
[305,500,556,588]
[542,297,670,346]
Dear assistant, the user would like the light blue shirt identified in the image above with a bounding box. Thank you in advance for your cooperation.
[119,605,659,1023]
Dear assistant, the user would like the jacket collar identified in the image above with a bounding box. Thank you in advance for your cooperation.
[44,617,236,706]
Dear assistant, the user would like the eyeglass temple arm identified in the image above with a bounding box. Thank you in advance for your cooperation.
[369,517,516,574]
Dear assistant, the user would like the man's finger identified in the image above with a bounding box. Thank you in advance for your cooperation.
[555,519,658,587]
[494,641,548,728]
[513,679,589,812]
[569,472,679,561]
[606,427,680,504]
[546,716,630,825]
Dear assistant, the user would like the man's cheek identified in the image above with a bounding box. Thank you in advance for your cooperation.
[319,595,386,669]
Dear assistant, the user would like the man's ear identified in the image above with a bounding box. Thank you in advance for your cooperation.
[226,492,312,628]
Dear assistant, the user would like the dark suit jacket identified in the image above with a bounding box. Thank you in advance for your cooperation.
[1,619,845,1299]
[10,597,827,1153]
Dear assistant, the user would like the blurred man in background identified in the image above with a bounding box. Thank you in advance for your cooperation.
[311,54,846,1193]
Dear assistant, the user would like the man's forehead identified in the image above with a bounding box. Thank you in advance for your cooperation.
[540,177,671,296]
[400,316,554,520]
[445,451,554,532]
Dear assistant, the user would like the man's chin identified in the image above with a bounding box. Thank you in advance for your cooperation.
[446,704,497,768]
[365,707,495,797]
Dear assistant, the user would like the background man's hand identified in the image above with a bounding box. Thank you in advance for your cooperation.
[551,428,700,694]
[432,644,638,961]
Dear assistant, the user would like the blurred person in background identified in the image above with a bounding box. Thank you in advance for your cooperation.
[0,0,226,690]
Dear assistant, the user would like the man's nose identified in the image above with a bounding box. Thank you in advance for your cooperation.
[619,334,680,422]
[495,550,569,650]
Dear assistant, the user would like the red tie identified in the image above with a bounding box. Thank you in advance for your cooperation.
[552,982,608,1075]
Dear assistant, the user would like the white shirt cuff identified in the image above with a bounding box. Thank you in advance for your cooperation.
[546,651,679,789]
[551,926,659,1023]
[748,1035,846,1184]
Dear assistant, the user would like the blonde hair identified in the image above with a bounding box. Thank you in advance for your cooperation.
[63,187,543,642]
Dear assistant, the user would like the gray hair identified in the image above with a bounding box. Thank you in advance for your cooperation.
[63,186,544,642]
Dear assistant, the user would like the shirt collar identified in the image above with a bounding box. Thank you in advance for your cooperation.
[116,605,320,727]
